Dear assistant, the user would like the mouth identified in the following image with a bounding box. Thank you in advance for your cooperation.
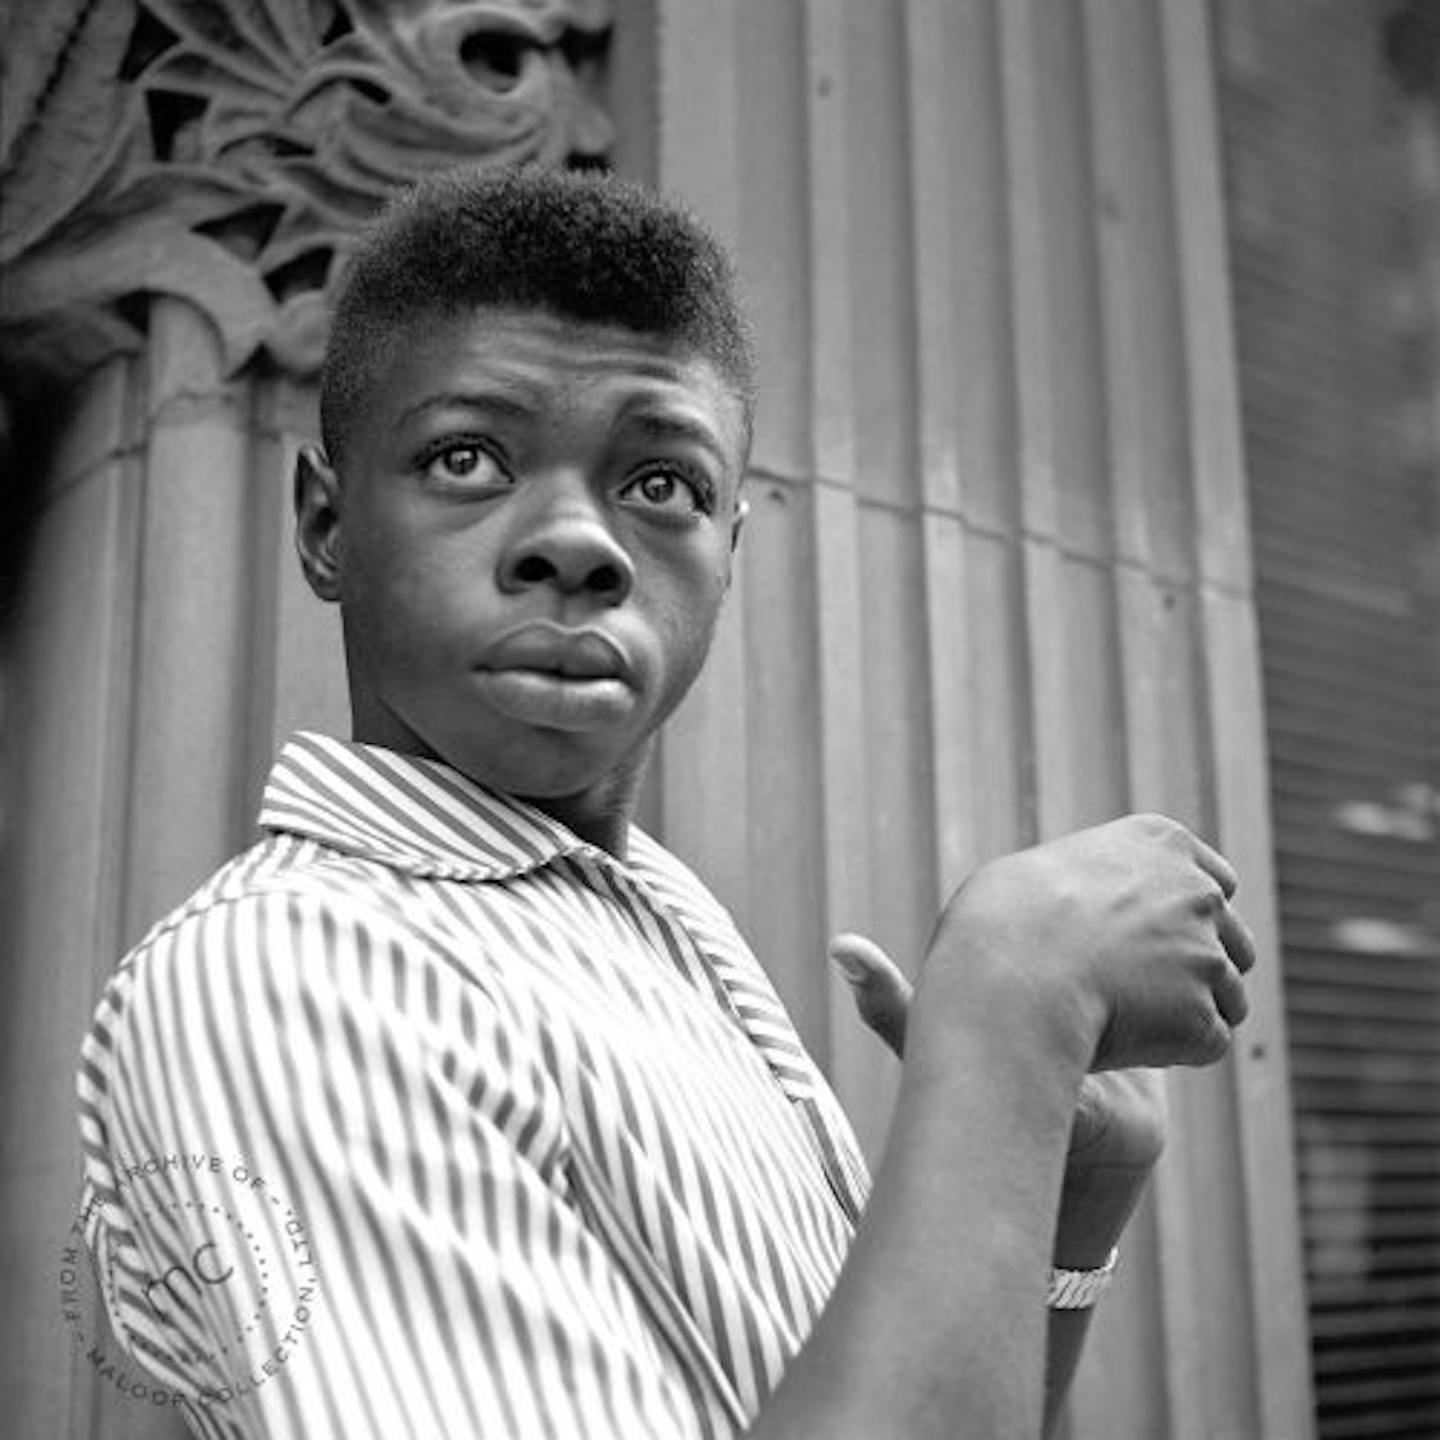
[478,622,632,681]
[475,623,636,732]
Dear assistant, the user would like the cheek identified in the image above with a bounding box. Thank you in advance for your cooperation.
[655,561,730,671]
[343,541,454,662]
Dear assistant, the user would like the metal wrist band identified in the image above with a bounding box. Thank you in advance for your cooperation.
[1045,1247,1119,1310]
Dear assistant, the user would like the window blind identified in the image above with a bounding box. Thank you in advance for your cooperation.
[1216,1,1440,1435]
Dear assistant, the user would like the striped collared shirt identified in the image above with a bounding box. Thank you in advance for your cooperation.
[77,732,870,1438]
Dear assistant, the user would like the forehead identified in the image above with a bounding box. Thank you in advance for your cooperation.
[354,305,747,465]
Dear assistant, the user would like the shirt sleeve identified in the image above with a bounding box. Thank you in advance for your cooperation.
[79,884,711,1440]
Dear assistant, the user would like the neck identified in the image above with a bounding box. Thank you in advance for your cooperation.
[344,685,651,860]
[523,754,646,858]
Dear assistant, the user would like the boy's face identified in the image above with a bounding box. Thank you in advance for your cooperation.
[297,305,748,820]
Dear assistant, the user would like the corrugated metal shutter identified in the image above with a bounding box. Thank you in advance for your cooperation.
[1215,1,1440,1435]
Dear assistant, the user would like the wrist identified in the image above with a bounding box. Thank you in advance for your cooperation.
[1052,1157,1153,1270]
[911,944,1096,1102]
[1047,1248,1119,1310]
[934,857,1112,1074]
[903,996,1088,1151]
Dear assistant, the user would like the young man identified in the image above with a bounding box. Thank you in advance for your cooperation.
[78,166,1255,1438]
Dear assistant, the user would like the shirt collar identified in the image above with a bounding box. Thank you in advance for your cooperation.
[259,732,595,881]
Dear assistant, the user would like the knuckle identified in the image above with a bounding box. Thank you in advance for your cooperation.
[1194,945,1232,986]
[1186,1009,1233,1066]
[1192,885,1226,917]
[1134,811,1186,841]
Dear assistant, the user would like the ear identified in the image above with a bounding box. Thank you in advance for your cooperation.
[294,445,344,602]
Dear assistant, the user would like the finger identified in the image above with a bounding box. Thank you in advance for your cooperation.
[1187,997,1236,1067]
[1216,902,1258,975]
[1212,960,1250,1028]
[1189,834,1239,899]
[829,932,912,1058]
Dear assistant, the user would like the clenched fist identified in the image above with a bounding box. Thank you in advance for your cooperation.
[908,814,1256,1077]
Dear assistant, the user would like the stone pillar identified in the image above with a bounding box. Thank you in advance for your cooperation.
[0,4,614,1434]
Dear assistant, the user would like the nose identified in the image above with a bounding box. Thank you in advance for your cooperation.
[497,478,635,603]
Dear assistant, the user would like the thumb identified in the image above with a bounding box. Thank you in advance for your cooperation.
[828,932,913,1058]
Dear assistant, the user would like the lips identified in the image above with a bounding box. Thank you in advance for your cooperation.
[478,622,632,681]
[474,623,637,732]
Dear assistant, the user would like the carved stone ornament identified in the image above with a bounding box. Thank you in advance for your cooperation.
[0,0,613,382]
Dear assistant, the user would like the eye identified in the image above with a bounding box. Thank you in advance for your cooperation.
[619,466,712,518]
[417,439,509,491]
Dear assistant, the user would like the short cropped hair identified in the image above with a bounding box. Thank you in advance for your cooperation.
[320,165,756,461]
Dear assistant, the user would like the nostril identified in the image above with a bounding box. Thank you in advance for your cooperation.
[589,563,624,595]
[459,30,527,92]
[505,550,630,596]
[513,554,554,585]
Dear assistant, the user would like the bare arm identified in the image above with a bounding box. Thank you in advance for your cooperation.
[750,814,1255,1439]
[830,940,1166,1437]
[752,981,1086,1438]
[1043,1097,1160,1435]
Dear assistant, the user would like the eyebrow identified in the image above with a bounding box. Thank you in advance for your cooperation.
[617,409,729,464]
[394,389,542,430]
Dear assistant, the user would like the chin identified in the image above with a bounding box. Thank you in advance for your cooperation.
[461,742,633,802]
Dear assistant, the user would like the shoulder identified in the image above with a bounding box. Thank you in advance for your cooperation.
[83,836,507,1086]
[79,837,563,1159]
